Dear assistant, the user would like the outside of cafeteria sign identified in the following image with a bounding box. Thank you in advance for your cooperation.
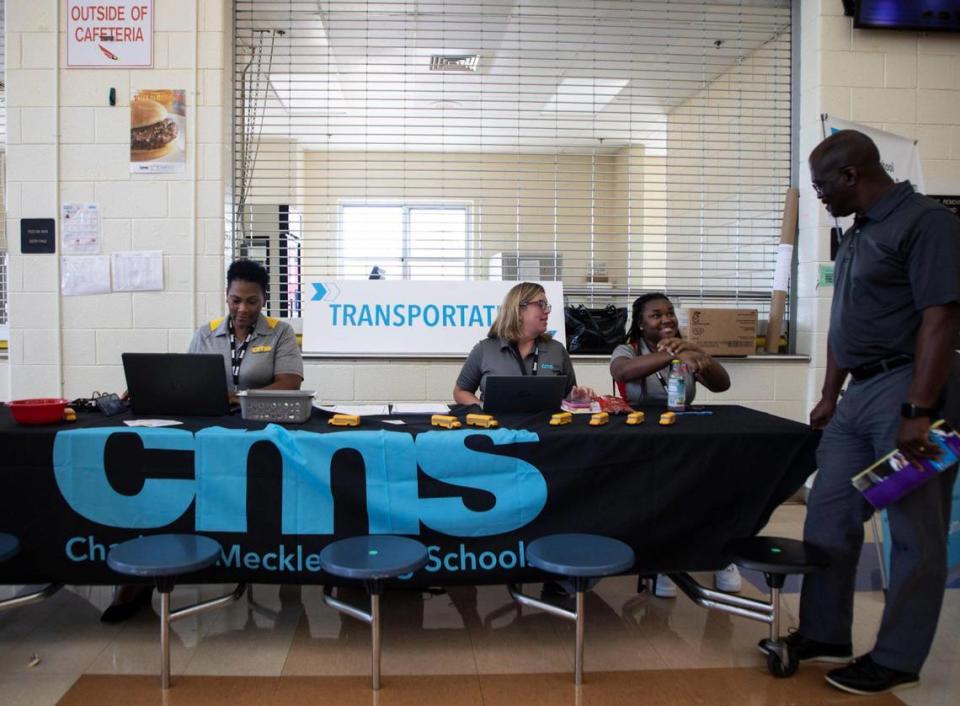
[302,280,566,355]
[67,1,154,68]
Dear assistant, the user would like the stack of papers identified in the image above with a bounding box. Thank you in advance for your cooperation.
[315,404,390,416]
[390,403,451,414]
[124,419,184,427]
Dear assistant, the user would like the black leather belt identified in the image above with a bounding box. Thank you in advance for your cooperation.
[849,355,912,381]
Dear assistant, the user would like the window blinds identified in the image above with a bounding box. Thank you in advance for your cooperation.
[232,0,792,320]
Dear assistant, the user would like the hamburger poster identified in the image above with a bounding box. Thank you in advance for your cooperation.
[130,89,185,173]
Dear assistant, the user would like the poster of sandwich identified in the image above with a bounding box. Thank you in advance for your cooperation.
[130,89,185,173]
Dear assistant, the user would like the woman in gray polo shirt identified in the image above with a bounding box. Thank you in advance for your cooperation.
[188,259,304,397]
[610,292,737,597]
[610,292,729,406]
[453,282,592,405]
[103,259,303,623]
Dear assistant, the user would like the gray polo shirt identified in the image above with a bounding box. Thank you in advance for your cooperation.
[829,181,960,370]
[456,336,576,398]
[610,339,696,406]
[188,315,304,392]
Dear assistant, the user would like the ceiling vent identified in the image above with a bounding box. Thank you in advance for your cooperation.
[430,54,479,72]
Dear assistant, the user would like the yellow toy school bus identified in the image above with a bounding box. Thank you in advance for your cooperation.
[431,414,462,429]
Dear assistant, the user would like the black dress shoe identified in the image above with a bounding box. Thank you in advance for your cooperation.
[772,631,852,663]
[825,654,919,695]
[100,585,153,623]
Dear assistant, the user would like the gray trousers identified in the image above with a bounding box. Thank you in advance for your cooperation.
[799,364,958,673]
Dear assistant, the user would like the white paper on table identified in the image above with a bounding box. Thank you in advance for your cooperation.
[61,255,111,296]
[112,250,164,291]
[123,419,184,427]
[314,404,391,416]
[390,402,451,414]
[61,202,101,254]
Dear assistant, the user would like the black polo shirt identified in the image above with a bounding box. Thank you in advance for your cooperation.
[829,181,960,370]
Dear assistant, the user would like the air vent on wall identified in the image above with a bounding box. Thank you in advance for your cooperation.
[429,54,479,72]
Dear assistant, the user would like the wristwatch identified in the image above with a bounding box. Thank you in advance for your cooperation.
[900,403,937,419]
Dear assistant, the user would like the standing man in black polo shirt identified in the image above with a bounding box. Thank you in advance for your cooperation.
[784,129,960,695]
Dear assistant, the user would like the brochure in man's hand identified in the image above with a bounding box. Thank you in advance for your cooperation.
[852,420,960,510]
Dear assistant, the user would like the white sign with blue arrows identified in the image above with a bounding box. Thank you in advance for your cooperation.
[302,280,566,356]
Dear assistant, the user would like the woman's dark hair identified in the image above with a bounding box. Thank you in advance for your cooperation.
[227,259,269,297]
[627,292,671,344]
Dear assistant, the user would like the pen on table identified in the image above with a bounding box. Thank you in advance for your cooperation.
[674,410,713,416]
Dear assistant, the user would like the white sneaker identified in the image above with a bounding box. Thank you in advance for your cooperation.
[653,574,677,598]
[714,564,742,592]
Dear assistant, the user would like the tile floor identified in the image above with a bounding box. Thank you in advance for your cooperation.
[0,502,955,706]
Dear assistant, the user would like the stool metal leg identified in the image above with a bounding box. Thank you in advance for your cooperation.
[769,585,780,642]
[371,592,381,691]
[160,591,171,690]
[574,590,585,685]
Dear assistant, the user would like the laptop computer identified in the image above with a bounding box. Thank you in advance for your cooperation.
[482,375,568,414]
[122,353,231,416]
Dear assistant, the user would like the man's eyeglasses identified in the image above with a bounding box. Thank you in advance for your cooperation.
[521,299,552,313]
[811,167,848,197]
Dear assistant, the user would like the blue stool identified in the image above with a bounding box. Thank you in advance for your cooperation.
[319,535,429,690]
[107,534,246,689]
[0,533,61,611]
[511,533,635,684]
[726,536,829,677]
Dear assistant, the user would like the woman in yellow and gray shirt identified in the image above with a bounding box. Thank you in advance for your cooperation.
[188,259,303,394]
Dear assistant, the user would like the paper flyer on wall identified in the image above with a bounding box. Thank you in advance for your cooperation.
[61,202,101,254]
[112,250,164,291]
[852,420,960,510]
[61,255,111,296]
[130,89,185,173]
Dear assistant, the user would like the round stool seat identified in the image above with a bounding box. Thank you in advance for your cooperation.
[526,533,635,578]
[320,536,428,580]
[726,536,828,575]
[107,534,222,578]
[0,533,20,563]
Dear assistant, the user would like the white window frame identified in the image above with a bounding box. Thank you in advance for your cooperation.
[337,201,474,280]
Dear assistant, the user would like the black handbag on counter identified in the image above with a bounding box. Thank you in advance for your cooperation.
[563,304,628,354]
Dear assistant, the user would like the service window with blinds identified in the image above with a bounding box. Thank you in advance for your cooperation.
[232,0,793,321]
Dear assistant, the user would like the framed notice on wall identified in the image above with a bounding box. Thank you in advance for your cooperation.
[67,1,154,68]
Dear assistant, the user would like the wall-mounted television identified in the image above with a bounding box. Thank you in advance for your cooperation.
[854,1,960,32]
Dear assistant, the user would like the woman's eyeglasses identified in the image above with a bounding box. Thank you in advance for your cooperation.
[521,299,552,313]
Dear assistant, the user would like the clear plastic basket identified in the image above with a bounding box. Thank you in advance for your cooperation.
[236,389,316,423]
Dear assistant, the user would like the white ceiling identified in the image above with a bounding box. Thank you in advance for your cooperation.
[235,0,791,151]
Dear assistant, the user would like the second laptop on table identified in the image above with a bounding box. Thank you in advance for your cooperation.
[481,375,568,414]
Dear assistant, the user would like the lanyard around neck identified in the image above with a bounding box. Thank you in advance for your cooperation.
[511,341,539,376]
[228,318,254,387]
[638,338,669,390]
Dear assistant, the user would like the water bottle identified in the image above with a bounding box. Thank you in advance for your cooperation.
[667,359,686,412]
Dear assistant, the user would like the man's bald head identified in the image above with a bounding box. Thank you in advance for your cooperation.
[810,130,882,174]
[809,129,896,217]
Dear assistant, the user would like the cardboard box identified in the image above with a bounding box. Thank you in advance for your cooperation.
[684,308,758,356]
